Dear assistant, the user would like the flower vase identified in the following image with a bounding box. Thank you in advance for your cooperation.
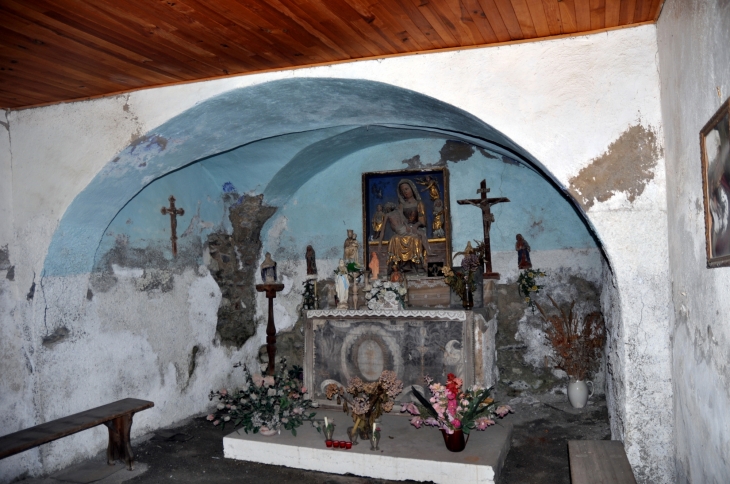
[347,426,359,445]
[567,380,594,408]
[259,426,278,436]
[441,429,469,452]
[369,429,380,450]
[462,282,474,309]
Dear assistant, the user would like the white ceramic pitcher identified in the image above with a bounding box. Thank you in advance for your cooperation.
[567,380,594,408]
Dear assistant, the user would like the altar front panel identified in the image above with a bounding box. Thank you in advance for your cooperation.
[304,310,475,406]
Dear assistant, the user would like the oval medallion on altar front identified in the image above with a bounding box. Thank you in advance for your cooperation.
[356,338,385,381]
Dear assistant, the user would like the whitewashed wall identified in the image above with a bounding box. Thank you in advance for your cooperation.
[0,25,673,482]
[657,1,730,482]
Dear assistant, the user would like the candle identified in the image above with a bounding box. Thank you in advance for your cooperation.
[373,423,376,433]
[325,417,329,429]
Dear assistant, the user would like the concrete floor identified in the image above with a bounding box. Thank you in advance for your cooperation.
[17,392,610,484]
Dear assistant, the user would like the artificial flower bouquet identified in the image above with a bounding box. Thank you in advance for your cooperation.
[517,269,546,310]
[325,370,403,439]
[364,279,407,310]
[441,252,480,300]
[207,358,317,435]
[403,373,512,435]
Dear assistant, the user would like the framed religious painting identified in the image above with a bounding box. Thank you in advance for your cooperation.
[362,167,452,278]
[701,97,730,268]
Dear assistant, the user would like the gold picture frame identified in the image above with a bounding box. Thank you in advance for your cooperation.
[361,167,452,276]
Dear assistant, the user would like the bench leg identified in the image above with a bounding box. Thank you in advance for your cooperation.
[104,413,135,470]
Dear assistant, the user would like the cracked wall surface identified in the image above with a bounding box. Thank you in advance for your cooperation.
[657,0,730,482]
[0,25,674,483]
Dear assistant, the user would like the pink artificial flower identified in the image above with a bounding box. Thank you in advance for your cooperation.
[447,393,458,417]
[206,414,215,421]
[496,405,513,418]
[226,404,231,408]
[220,388,228,396]
[451,419,462,429]
[424,417,439,427]
[213,420,221,426]
[410,417,423,429]
[301,387,307,393]
[475,417,495,430]
[401,402,419,415]
[252,374,264,387]
[263,376,275,388]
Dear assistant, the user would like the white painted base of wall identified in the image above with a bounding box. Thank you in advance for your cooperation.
[223,411,512,484]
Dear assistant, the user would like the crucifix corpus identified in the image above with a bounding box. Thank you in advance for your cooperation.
[457,179,509,280]
[161,195,184,257]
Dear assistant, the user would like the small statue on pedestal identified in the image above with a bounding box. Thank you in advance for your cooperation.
[260,252,277,283]
[344,229,360,264]
[515,234,532,270]
[369,251,380,280]
[306,245,317,275]
[335,259,350,310]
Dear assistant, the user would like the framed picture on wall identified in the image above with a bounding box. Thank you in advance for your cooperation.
[362,167,452,277]
[701,97,730,268]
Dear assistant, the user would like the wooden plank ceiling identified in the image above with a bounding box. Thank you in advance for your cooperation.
[0,0,664,109]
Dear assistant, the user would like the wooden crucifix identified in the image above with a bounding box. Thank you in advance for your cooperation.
[161,195,184,257]
[457,179,509,280]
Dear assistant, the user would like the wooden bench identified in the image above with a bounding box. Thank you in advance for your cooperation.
[568,440,637,484]
[0,398,154,470]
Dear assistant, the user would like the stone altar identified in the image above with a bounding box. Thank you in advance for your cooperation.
[304,309,497,407]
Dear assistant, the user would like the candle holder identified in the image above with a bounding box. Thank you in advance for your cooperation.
[322,422,335,441]
[347,426,359,445]
[370,428,381,451]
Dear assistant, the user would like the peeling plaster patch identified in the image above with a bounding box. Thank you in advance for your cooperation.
[208,194,277,348]
[439,140,474,164]
[0,245,10,270]
[568,124,660,210]
[86,288,93,300]
[188,345,200,378]
[401,154,422,169]
[26,282,35,301]
[129,134,168,154]
[42,326,69,348]
[6,266,14,281]
[501,155,521,166]
[477,147,498,160]
[135,269,173,292]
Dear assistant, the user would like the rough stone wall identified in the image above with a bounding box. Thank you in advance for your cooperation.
[495,266,605,401]
[656,1,730,482]
[208,194,276,348]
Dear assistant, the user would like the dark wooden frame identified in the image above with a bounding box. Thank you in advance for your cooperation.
[700,97,730,268]
[361,167,452,273]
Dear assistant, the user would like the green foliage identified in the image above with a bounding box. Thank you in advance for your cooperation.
[207,359,316,436]
[302,279,316,310]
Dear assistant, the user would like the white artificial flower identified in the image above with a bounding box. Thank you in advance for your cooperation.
[223,416,231,421]
[217,403,225,410]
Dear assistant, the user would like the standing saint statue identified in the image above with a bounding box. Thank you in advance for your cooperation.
[335,259,350,309]
[432,199,445,238]
[369,251,380,280]
[515,234,532,270]
[305,245,317,275]
[343,229,360,264]
[371,204,385,239]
